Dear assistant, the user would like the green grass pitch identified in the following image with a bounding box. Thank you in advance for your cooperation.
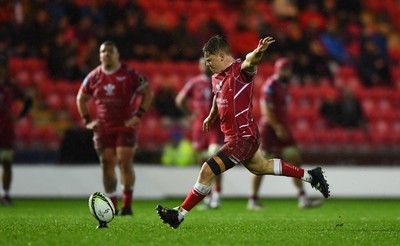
[1,198,399,246]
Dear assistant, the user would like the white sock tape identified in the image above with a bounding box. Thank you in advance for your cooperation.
[273,158,282,175]
[194,182,211,195]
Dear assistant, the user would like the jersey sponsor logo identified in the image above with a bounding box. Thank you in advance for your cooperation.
[104,83,115,96]
[215,81,223,94]
[216,98,228,108]
[116,76,126,81]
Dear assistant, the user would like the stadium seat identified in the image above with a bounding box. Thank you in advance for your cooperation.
[15,70,33,87]
[37,127,62,150]
[368,120,392,148]
[292,129,316,148]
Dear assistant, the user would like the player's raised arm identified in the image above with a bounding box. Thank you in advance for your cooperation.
[241,37,275,73]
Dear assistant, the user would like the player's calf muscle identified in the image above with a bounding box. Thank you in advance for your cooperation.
[246,159,274,175]
[197,164,215,185]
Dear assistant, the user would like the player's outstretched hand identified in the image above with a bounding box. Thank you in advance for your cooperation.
[255,37,275,53]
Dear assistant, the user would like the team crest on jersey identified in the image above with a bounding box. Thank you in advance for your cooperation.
[104,83,115,96]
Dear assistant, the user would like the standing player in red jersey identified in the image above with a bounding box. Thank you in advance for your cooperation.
[156,35,330,229]
[76,41,154,216]
[175,57,224,209]
[0,54,32,206]
[247,58,322,210]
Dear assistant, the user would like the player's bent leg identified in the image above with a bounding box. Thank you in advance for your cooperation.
[243,149,275,175]
[244,149,330,198]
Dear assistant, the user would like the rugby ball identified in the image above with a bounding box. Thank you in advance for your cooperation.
[88,192,115,223]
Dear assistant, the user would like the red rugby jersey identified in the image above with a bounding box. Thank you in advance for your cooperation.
[212,59,258,142]
[259,74,290,128]
[81,63,148,131]
[177,74,213,124]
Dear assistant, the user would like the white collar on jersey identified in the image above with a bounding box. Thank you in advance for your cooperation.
[101,62,121,75]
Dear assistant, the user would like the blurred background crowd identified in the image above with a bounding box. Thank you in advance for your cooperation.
[1,0,399,165]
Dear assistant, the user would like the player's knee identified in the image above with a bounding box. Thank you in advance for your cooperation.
[205,151,235,176]
[249,169,263,176]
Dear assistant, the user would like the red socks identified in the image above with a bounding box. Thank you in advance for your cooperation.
[122,189,133,209]
[214,185,221,193]
[109,195,118,211]
[181,182,211,212]
[273,159,304,179]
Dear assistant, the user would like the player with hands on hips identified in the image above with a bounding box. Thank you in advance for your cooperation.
[77,41,154,216]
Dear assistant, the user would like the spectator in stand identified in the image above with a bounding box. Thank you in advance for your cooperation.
[320,0,338,20]
[170,16,202,61]
[75,16,95,44]
[319,18,352,65]
[47,32,82,80]
[154,84,183,125]
[231,0,267,58]
[319,89,341,127]
[320,86,366,129]
[77,37,99,76]
[106,20,131,60]
[124,11,153,61]
[336,86,367,129]
[79,1,105,27]
[292,39,333,85]
[299,1,326,33]
[26,7,55,57]
[357,39,391,87]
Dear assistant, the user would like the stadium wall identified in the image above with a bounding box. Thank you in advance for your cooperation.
[11,164,400,199]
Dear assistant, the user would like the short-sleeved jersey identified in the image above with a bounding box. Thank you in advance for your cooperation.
[0,80,25,129]
[81,63,148,132]
[176,74,213,123]
[259,74,290,127]
[212,59,258,142]
[177,74,223,150]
